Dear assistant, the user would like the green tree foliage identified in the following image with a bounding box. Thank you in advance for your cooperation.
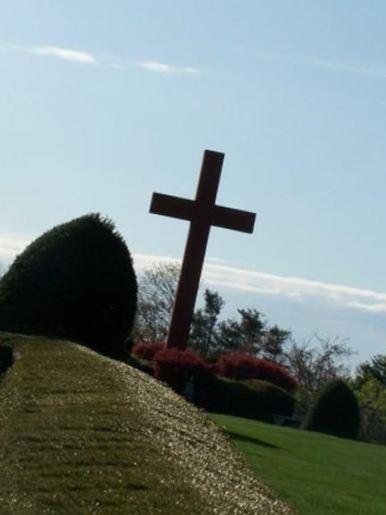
[190,289,224,356]
[356,354,386,387]
[304,380,360,439]
[135,261,291,358]
[355,378,386,444]
[263,325,291,360]
[217,309,264,353]
[216,309,291,359]
[0,214,137,356]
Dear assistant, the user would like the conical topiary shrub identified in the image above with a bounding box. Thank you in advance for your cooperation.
[304,380,360,439]
[0,214,137,356]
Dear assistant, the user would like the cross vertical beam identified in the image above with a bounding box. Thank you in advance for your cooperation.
[167,150,223,348]
[150,149,256,350]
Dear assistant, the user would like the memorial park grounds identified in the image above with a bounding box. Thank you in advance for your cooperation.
[1,331,385,514]
[0,214,385,513]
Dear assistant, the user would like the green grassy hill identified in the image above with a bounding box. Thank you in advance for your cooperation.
[211,414,386,515]
[0,333,291,514]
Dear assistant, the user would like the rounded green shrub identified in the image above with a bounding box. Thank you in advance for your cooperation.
[0,214,137,356]
[304,380,360,439]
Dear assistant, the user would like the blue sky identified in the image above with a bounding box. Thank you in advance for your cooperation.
[1,1,386,365]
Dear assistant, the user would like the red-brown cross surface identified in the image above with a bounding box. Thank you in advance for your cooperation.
[150,149,256,349]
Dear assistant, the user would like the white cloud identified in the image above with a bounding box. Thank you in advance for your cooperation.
[133,253,386,315]
[180,67,200,75]
[2,238,385,315]
[134,61,200,75]
[346,301,386,314]
[30,46,97,65]
[134,253,178,270]
[0,236,30,264]
[4,44,201,76]
[310,58,386,80]
[253,50,386,80]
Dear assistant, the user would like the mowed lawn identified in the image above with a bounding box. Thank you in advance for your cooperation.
[0,333,291,514]
[210,413,386,515]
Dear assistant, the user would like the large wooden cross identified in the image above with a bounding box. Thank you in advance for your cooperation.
[150,149,256,349]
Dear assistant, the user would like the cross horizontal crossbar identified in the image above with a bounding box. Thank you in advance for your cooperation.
[150,192,256,233]
[150,149,256,350]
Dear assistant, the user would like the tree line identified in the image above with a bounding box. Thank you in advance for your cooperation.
[135,262,386,444]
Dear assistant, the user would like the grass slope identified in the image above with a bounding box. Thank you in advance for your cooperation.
[211,414,386,515]
[0,333,291,514]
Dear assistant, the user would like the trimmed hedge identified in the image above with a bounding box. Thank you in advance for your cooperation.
[202,376,295,422]
[215,352,298,392]
[150,347,294,421]
[0,214,137,356]
[304,380,360,439]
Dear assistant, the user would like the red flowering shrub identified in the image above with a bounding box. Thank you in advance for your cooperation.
[132,341,166,361]
[215,352,297,392]
[154,348,209,394]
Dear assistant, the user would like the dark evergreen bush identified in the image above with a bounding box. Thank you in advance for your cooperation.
[0,214,137,356]
[304,380,360,439]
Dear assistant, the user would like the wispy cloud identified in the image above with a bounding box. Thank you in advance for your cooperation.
[2,237,384,316]
[4,44,200,76]
[0,235,30,264]
[134,61,200,75]
[133,253,386,315]
[346,301,386,314]
[309,58,386,80]
[253,49,386,80]
[29,45,97,65]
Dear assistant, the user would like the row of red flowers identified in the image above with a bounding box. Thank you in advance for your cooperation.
[132,341,297,393]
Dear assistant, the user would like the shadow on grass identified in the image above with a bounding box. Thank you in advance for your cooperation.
[0,345,13,374]
[125,483,149,491]
[225,430,280,449]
